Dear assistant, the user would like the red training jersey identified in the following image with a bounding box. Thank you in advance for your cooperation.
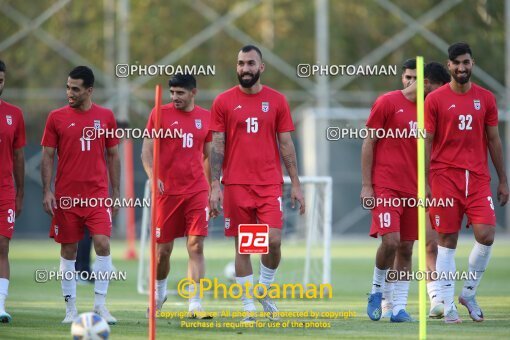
[210,85,294,185]
[146,103,211,195]
[367,90,418,195]
[41,103,119,198]
[0,101,26,201]
[425,83,498,180]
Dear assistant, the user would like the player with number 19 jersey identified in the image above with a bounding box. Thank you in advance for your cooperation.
[366,90,419,240]
[41,104,119,243]
[210,85,294,236]
[425,83,498,231]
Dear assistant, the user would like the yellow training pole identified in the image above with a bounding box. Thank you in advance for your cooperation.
[416,56,427,339]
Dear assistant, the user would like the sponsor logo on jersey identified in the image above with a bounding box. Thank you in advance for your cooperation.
[6,115,12,125]
[448,104,456,110]
[435,215,440,227]
[195,119,202,129]
[94,120,101,130]
[234,105,242,111]
[262,102,269,113]
[474,99,481,110]
[225,218,230,229]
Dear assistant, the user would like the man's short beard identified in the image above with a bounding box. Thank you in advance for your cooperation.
[452,71,471,85]
[238,71,260,88]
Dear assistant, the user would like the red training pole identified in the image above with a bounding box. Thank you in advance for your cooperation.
[149,85,162,340]
[124,138,137,260]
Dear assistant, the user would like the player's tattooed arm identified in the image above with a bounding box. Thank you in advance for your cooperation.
[278,132,299,180]
[41,146,57,216]
[209,132,225,217]
[278,132,305,214]
[210,132,225,182]
[107,146,121,216]
[13,148,25,216]
[486,125,509,205]
[203,142,212,185]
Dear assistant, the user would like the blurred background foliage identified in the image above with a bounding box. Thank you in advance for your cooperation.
[0,0,506,142]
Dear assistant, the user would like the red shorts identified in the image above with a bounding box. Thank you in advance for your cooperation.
[0,200,16,239]
[369,186,418,241]
[155,190,209,243]
[223,184,283,237]
[49,205,112,243]
[429,168,496,233]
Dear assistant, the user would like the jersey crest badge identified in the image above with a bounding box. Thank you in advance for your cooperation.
[225,218,230,229]
[473,100,481,110]
[435,215,440,227]
[54,225,59,235]
[6,115,12,125]
[261,102,269,113]
[195,119,202,129]
[94,120,101,130]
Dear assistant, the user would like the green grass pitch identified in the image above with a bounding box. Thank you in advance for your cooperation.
[2,237,510,339]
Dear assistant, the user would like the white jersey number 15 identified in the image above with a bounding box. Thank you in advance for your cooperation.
[245,117,259,133]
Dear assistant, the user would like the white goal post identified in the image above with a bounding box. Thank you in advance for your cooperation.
[137,176,333,294]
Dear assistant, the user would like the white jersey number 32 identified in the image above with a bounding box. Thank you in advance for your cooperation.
[458,115,473,131]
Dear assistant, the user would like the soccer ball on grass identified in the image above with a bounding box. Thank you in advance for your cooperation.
[71,312,110,340]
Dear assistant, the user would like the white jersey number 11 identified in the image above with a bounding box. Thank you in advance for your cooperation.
[80,138,91,151]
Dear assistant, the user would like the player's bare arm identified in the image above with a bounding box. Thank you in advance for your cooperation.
[13,147,24,217]
[41,146,56,216]
[106,145,121,216]
[141,138,164,194]
[360,135,377,203]
[209,132,224,217]
[425,132,434,199]
[486,125,509,206]
[278,132,305,215]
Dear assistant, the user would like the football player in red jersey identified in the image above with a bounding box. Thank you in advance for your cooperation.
[141,74,212,318]
[401,58,417,88]
[209,45,305,322]
[363,60,450,322]
[41,66,120,324]
[425,42,509,323]
[0,60,26,323]
[378,61,451,320]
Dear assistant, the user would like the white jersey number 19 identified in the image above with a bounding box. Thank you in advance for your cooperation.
[379,212,391,228]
